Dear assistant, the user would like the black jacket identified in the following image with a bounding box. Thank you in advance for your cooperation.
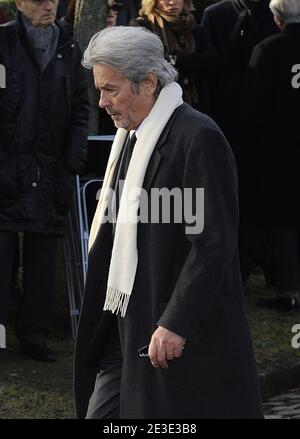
[0,12,89,235]
[241,24,300,226]
[202,0,278,156]
[192,0,222,23]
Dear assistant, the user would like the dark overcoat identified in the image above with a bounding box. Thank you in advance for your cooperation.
[0,13,89,235]
[241,24,300,226]
[74,103,263,419]
[202,0,278,158]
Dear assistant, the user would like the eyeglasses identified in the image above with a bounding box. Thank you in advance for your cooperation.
[138,344,149,357]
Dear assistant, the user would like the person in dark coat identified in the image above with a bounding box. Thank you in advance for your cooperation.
[73,25,263,419]
[242,0,300,310]
[130,0,218,112]
[202,0,279,154]
[192,0,222,23]
[202,0,279,287]
[0,0,89,360]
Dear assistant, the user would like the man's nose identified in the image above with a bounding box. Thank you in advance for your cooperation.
[44,0,55,11]
[99,93,110,109]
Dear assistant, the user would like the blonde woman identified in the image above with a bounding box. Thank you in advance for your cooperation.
[130,0,218,110]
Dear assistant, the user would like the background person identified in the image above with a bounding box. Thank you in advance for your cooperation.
[242,0,300,311]
[202,0,279,289]
[130,0,218,111]
[0,0,89,360]
[192,0,222,23]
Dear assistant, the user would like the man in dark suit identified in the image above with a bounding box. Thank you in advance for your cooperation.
[192,0,222,23]
[202,0,279,153]
[74,25,263,419]
[242,0,300,310]
[202,0,279,288]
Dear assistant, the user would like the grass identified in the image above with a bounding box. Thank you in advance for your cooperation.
[1,270,300,418]
[0,335,74,419]
[245,270,300,374]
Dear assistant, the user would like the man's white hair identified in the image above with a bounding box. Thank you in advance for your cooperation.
[270,0,300,24]
[83,26,178,93]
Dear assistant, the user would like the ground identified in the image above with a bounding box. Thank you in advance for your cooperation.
[245,270,300,385]
[0,335,74,419]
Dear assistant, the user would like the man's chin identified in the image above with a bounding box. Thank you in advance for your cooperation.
[39,16,56,26]
[112,118,130,130]
[114,122,129,130]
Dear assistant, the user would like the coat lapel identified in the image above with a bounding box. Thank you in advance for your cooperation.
[142,149,162,190]
[142,104,183,190]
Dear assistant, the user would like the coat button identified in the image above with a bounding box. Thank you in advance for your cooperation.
[57,54,63,59]
[32,182,37,188]
[71,44,75,48]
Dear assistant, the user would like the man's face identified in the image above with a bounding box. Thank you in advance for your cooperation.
[15,0,59,27]
[156,0,185,16]
[94,64,156,131]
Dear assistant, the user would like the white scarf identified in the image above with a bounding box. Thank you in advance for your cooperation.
[88,82,183,317]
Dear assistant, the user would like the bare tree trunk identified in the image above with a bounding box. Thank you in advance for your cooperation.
[74,0,107,134]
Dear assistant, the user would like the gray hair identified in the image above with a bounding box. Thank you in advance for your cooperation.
[83,26,178,94]
[270,0,300,24]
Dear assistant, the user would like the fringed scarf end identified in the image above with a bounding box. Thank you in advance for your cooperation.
[103,287,131,317]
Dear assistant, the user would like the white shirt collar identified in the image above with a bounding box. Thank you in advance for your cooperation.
[131,117,148,139]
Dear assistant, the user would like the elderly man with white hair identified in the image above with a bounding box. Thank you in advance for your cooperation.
[74,25,263,419]
[270,0,300,28]
[242,0,300,311]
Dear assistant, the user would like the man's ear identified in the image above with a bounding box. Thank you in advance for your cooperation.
[274,14,285,32]
[143,72,158,97]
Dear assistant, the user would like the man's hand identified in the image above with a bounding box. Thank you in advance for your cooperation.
[148,326,186,369]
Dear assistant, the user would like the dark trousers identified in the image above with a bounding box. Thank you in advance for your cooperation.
[270,226,300,294]
[86,319,122,419]
[0,231,58,344]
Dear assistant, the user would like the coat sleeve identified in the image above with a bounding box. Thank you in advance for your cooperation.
[63,44,90,174]
[157,123,240,343]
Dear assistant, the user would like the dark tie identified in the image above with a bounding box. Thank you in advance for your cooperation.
[113,132,137,229]
[120,131,137,181]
